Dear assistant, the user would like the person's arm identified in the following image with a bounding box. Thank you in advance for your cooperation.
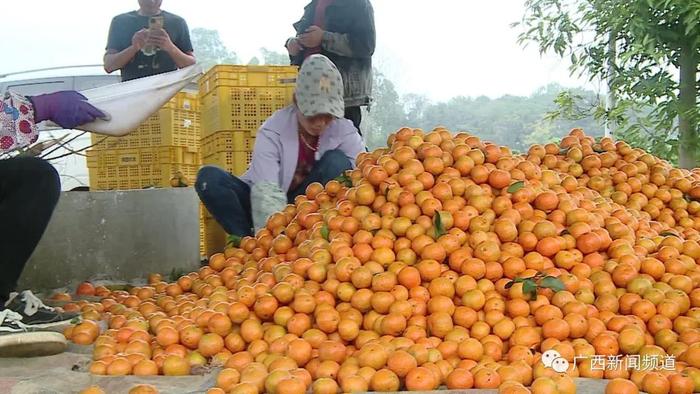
[0,92,39,153]
[288,5,314,66]
[163,40,196,68]
[169,18,197,68]
[325,1,376,58]
[0,91,105,153]
[320,31,353,57]
[285,37,303,57]
[147,27,195,68]
[285,37,305,66]
[246,128,283,185]
[299,1,376,58]
[246,128,287,231]
[103,16,147,73]
[104,44,141,73]
[251,182,288,232]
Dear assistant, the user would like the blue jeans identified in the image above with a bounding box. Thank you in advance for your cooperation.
[196,166,253,237]
[196,149,352,237]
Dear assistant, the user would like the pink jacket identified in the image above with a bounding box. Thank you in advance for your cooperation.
[241,105,365,191]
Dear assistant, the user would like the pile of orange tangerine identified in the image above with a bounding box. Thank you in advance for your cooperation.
[67,127,700,394]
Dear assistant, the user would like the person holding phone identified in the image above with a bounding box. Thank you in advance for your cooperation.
[285,0,376,135]
[103,0,195,82]
[0,90,106,356]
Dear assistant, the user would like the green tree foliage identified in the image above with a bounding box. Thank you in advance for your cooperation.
[260,48,290,65]
[515,0,700,167]
[362,70,406,148]
[190,28,239,73]
[363,81,603,152]
[403,94,430,127]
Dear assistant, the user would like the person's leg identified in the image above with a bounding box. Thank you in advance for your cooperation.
[195,166,253,237]
[287,149,353,201]
[0,157,60,306]
[0,157,75,330]
[344,106,362,135]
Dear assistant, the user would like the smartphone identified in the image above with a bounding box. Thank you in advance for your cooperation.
[149,16,164,31]
[142,16,164,56]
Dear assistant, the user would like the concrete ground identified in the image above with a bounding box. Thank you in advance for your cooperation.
[0,345,625,394]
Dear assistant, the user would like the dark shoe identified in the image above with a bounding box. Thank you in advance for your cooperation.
[4,290,79,330]
[0,309,27,333]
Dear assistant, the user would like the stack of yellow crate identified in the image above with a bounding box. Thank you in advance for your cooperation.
[85,90,204,252]
[87,91,201,189]
[198,65,297,256]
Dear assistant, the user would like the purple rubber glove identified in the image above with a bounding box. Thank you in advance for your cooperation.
[28,91,107,129]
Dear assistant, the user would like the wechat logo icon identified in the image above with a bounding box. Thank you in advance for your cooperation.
[542,349,569,373]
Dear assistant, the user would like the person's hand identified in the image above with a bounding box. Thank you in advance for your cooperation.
[146,28,175,52]
[298,25,324,48]
[286,37,303,56]
[29,91,107,129]
[132,29,148,50]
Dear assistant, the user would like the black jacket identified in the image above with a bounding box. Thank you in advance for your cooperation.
[291,0,376,107]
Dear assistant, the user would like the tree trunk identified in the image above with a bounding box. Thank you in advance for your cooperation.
[678,43,699,169]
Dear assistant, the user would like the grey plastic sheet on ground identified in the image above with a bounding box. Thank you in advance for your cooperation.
[0,345,633,393]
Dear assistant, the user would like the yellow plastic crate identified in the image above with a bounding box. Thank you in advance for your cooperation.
[163,91,199,111]
[88,163,199,190]
[201,130,255,157]
[86,146,200,167]
[200,87,295,138]
[199,203,207,257]
[86,145,201,190]
[202,151,253,176]
[199,203,225,258]
[203,215,227,257]
[199,65,297,138]
[91,91,200,149]
[199,65,298,93]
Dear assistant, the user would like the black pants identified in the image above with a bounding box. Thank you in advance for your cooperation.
[196,149,352,237]
[345,106,362,135]
[0,157,60,304]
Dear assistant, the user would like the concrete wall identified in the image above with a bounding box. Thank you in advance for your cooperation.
[18,188,201,291]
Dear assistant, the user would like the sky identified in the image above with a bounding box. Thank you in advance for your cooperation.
[0,0,596,102]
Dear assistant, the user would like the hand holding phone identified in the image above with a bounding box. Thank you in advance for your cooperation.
[149,16,164,31]
[298,25,324,48]
[287,37,304,55]
[142,16,164,56]
[132,29,148,50]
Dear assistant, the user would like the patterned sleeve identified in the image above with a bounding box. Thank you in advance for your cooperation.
[321,31,354,57]
[0,91,39,153]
